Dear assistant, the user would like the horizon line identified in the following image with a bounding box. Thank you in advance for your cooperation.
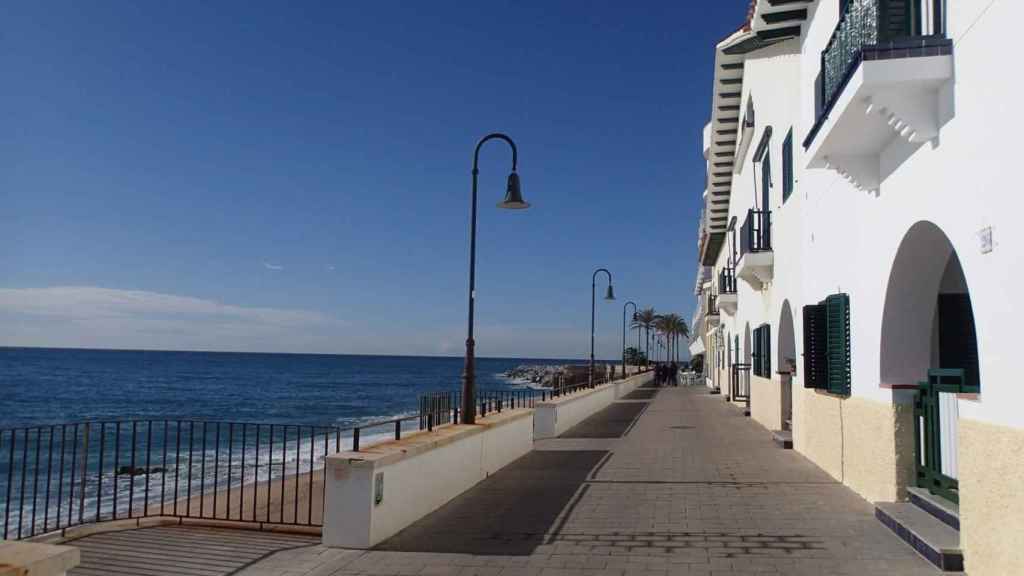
[0,345,631,363]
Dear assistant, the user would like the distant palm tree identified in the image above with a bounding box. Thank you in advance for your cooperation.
[632,308,657,367]
[653,313,689,363]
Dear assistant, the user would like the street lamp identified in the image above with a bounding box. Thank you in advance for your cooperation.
[622,301,637,377]
[590,268,614,388]
[462,133,529,425]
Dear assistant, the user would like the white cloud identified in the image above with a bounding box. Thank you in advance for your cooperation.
[262,262,284,271]
[0,286,343,353]
[0,287,629,359]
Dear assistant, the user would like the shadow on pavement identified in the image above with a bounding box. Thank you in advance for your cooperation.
[622,387,659,400]
[559,402,649,438]
[374,450,607,556]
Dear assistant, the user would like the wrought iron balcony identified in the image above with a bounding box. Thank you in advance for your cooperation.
[717,267,738,315]
[737,209,773,287]
[804,0,953,192]
[719,267,737,295]
[740,209,772,256]
[705,294,719,317]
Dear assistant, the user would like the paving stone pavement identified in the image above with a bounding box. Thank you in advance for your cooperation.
[237,386,948,576]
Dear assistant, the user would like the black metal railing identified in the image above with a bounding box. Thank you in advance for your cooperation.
[706,294,718,316]
[417,388,543,431]
[0,376,637,541]
[740,209,771,256]
[718,267,737,295]
[0,420,357,540]
[805,0,948,148]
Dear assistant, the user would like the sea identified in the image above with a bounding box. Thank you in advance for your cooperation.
[0,347,582,536]
[0,347,577,429]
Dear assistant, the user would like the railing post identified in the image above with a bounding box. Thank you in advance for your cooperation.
[353,428,360,452]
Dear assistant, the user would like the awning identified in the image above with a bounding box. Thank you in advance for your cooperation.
[689,338,706,357]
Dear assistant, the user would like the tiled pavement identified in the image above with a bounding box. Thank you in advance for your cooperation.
[238,386,946,576]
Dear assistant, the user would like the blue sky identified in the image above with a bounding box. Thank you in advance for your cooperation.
[0,1,748,359]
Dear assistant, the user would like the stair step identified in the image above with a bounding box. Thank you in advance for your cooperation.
[771,430,792,449]
[907,487,960,531]
[875,502,963,572]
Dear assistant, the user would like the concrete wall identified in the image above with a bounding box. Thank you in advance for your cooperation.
[793,388,912,504]
[959,418,1024,576]
[323,409,533,549]
[0,540,79,576]
[750,375,782,431]
[323,372,651,549]
[535,373,649,439]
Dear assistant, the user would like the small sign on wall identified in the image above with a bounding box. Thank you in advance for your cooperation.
[374,472,384,506]
[979,227,993,254]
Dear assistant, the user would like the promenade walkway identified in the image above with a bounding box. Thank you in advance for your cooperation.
[238,385,946,576]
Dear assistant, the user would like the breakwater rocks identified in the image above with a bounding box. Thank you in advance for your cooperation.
[501,364,607,388]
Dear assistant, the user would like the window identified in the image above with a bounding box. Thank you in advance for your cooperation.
[752,324,772,378]
[782,128,794,202]
[802,293,851,395]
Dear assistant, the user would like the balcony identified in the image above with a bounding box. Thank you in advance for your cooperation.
[705,293,720,327]
[737,209,773,288]
[803,0,953,193]
[717,267,738,315]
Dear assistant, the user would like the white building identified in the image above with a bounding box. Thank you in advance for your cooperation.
[691,1,1022,574]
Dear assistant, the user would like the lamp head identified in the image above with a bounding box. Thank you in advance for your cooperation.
[604,284,616,301]
[498,172,529,209]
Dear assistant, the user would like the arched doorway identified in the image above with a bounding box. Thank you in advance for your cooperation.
[778,301,796,433]
[880,221,979,503]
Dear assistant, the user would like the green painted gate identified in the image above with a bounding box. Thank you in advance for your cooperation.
[913,369,963,503]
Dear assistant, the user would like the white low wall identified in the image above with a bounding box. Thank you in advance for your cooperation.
[322,408,533,549]
[0,540,79,576]
[534,373,651,440]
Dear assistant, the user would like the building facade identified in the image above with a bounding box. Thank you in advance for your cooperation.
[691,1,1022,574]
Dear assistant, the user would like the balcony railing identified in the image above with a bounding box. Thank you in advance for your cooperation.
[740,209,771,256]
[718,267,737,295]
[806,0,949,148]
[0,389,553,541]
[706,294,718,317]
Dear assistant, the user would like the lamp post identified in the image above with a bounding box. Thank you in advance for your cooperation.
[461,133,530,425]
[591,268,615,388]
[622,301,637,377]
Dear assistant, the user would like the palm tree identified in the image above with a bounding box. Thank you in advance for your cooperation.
[632,308,657,369]
[653,313,689,364]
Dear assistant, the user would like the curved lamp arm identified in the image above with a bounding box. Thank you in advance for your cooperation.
[473,133,518,173]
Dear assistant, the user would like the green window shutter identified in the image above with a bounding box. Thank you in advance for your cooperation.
[782,129,794,202]
[802,304,827,389]
[752,327,761,377]
[763,324,772,377]
[825,294,851,395]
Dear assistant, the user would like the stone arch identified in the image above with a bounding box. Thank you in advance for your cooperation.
[778,300,797,432]
[778,300,796,374]
[880,221,979,388]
